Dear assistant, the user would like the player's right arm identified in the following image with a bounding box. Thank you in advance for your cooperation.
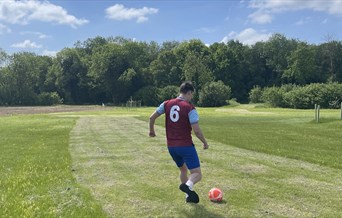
[149,111,160,137]
[192,123,209,149]
[149,102,165,137]
[189,109,209,149]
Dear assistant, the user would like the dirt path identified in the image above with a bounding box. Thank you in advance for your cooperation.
[0,105,110,116]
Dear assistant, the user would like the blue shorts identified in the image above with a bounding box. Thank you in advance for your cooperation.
[168,145,200,170]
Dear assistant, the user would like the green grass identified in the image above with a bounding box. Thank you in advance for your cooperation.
[0,115,106,217]
[1,105,342,217]
[197,106,342,169]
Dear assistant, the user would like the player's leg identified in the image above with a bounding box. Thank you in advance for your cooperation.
[178,145,200,203]
[168,146,187,183]
[168,147,193,201]
[179,164,188,184]
[179,164,190,201]
[182,145,201,187]
[188,167,202,185]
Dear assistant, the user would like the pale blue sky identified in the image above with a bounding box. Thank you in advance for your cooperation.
[1,0,342,56]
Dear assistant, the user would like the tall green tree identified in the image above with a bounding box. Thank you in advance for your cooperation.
[149,50,182,87]
[0,68,14,105]
[182,52,214,102]
[283,43,319,84]
[161,41,180,52]
[0,49,9,105]
[317,41,342,82]
[263,33,299,85]
[6,52,41,105]
[118,68,137,101]
[247,42,272,87]
[209,42,234,84]
[34,55,53,93]
[174,39,213,102]
[51,48,88,104]
[225,40,251,101]
[122,40,158,92]
[76,36,108,56]
[89,43,128,104]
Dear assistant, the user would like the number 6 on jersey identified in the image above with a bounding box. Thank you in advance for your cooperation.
[170,105,180,122]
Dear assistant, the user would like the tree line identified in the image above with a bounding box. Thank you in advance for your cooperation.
[1,33,342,107]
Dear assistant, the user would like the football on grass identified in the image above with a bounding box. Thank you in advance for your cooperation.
[208,187,223,202]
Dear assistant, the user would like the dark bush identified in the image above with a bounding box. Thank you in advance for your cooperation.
[133,86,160,106]
[261,86,284,107]
[323,83,342,108]
[249,86,263,103]
[198,81,231,107]
[159,85,178,101]
[283,86,312,109]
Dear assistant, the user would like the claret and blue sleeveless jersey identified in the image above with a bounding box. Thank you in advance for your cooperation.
[156,97,199,147]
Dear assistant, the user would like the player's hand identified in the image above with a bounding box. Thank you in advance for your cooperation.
[149,131,156,137]
[203,143,209,149]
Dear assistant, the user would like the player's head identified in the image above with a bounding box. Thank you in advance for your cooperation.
[179,81,194,102]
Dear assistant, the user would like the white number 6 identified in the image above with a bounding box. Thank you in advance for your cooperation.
[170,105,180,122]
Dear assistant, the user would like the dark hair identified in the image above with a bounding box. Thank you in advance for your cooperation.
[179,81,194,94]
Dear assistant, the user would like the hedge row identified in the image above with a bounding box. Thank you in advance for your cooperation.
[249,83,342,109]
[135,81,231,107]
[0,91,63,106]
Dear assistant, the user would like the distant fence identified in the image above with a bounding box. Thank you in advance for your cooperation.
[125,98,141,110]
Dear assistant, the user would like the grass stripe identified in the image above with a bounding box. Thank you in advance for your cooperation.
[0,115,106,218]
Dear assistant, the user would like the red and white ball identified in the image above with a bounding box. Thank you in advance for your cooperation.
[208,187,223,202]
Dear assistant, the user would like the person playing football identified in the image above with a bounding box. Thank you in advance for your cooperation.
[149,81,209,203]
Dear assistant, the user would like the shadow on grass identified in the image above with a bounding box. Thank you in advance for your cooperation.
[310,118,341,124]
[210,199,228,205]
[182,202,227,218]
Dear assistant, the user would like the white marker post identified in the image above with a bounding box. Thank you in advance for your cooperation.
[315,104,317,121]
[317,105,320,123]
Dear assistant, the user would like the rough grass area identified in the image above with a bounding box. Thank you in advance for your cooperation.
[69,113,342,217]
[0,115,106,217]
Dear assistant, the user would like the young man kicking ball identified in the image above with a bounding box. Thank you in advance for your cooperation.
[149,81,209,203]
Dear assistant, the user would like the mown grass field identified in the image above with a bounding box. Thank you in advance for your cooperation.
[1,105,341,217]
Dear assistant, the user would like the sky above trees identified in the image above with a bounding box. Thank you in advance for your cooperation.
[1,0,342,56]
